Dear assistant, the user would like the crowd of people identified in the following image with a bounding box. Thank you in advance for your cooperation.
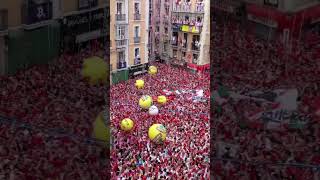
[211,17,320,179]
[0,42,108,179]
[110,63,210,179]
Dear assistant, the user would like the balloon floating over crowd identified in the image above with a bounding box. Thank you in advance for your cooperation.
[120,118,134,131]
[114,66,168,143]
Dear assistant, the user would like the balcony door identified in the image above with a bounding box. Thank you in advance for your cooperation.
[134,26,140,38]
[117,26,126,39]
[116,2,123,14]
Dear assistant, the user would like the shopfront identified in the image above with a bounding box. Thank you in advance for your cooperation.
[60,7,107,53]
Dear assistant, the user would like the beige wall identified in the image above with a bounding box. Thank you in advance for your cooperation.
[110,0,148,70]
[128,0,147,65]
[0,0,23,28]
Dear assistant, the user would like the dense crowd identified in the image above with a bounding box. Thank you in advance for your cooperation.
[212,18,320,179]
[110,63,210,179]
[0,42,108,179]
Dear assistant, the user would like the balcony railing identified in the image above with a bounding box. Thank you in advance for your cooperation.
[115,39,127,47]
[172,4,191,12]
[134,37,141,43]
[192,45,200,51]
[117,61,127,69]
[134,13,141,20]
[195,3,205,13]
[116,14,126,21]
[134,57,141,65]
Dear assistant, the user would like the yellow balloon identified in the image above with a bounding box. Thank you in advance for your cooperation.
[120,118,134,131]
[135,79,144,89]
[93,113,109,144]
[148,124,167,143]
[157,95,167,104]
[148,66,157,75]
[139,95,153,109]
[82,56,108,85]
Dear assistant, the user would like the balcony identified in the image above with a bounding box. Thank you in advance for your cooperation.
[134,13,141,20]
[163,34,170,42]
[117,61,127,69]
[171,41,178,47]
[195,3,205,13]
[134,37,141,43]
[191,45,200,52]
[116,14,126,21]
[172,4,191,12]
[115,39,127,47]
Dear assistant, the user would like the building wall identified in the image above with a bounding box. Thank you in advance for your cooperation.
[170,0,208,66]
[128,0,148,65]
[0,0,22,28]
[110,0,129,71]
[110,0,149,71]
[198,0,210,65]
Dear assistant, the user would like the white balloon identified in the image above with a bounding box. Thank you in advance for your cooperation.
[149,105,159,115]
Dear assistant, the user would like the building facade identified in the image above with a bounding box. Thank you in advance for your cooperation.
[110,0,149,72]
[170,0,210,70]
[149,0,172,62]
[0,0,108,75]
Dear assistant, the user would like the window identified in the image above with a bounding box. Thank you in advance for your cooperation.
[264,0,278,7]
[117,26,126,39]
[117,2,123,14]
[192,35,200,50]
[163,44,167,52]
[134,2,140,14]
[78,0,98,9]
[134,48,140,64]
[135,48,140,57]
[118,51,125,62]
[164,27,168,34]
[193,54,198,64]
[0,9,8,30]
[134,26,140,37]
[173,50,177,58]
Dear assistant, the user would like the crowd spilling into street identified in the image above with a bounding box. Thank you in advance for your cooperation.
[110,63,210,179]
[0,42,108,180]
[211,18,320,179]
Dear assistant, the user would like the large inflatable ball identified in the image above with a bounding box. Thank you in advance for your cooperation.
[149,105,159,115]
[139,95,153,109]
[148,66,158,75]
[157,95,167,105]
[148,124,167,143]
[135,79,145,89]
[93,112,109,144]
[82,56,108,85]
[120,118,134,131]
